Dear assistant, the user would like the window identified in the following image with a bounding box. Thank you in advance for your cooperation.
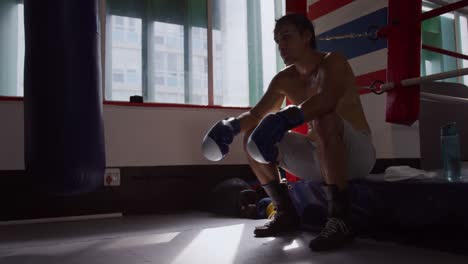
[1,0,285,104]
[459,16,468,85]
[167,53,178,72]
[212,0,284,106]
[155,35,164,45]
[127,69,138,84]
[167,77,178,87]
[0,1,24,97]
[203,57,208,73]
[154,52,165,71]
[148,21,186,103]
[105,0,285,106]
[128,19,136,31]
[115,16,124,28]
[17,3,24,97]
[421,1,468,86]
[127,31,138,43]
[112,69,124,83]
[155,76,165,86]
[106,15,142,101]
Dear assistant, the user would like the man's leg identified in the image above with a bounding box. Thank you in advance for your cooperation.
[313,112,347,189]
[243,130,300,237]
[308,112,354,251]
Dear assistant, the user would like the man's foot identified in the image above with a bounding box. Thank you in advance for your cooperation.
[308,217,354,251]
[254,210,300,237]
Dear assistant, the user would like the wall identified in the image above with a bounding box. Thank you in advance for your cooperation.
[103,104,247,167]
[0,101,248,170]
[0,97,420,171]
[0,101,24,170]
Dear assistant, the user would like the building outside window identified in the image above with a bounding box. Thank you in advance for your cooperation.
[421,1,468,86]
[105,0,286,107]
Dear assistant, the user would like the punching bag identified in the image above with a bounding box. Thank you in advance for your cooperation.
[24,0,105,195]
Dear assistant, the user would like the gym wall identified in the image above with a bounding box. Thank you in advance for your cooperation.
[0,98,419,171]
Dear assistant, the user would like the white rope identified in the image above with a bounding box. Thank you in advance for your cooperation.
[421,92,468,104]
[378,67,468,92]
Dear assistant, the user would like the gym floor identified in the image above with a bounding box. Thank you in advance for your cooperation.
[1,211,467,264]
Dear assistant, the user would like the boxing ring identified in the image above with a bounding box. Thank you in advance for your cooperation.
[288,0,468,249]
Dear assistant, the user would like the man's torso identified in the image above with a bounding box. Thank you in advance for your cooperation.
[280,54,371,137]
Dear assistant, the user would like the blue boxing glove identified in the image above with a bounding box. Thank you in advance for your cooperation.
[247,105,305,163]
[202,117,241,161]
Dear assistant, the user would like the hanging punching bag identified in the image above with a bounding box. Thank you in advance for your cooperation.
[24,0,105,195]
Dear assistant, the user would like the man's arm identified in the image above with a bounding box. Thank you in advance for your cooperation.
[245,53,351,163]
[236,74,286,133]
[298,53,349,121]
[201,72,285,161]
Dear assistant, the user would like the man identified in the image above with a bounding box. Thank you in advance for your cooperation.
[202,13,376,251]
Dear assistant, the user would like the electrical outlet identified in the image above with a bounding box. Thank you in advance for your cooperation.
[104,168,121,186]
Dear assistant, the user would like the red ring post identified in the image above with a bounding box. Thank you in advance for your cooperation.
[385,0,422,125]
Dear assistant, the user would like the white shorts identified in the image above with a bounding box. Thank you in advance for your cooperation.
[277,119,376,182]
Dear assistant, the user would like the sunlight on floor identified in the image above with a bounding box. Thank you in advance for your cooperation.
[283,239,300,251]
[171,224,245,264]
[103,232,179,250]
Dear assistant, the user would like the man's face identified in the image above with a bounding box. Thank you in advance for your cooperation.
[274,23,311,65]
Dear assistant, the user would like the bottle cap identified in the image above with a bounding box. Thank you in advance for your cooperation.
[441,122,458,136]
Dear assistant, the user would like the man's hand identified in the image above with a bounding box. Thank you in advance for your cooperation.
[247,105,305,163]
[202,118,241,161]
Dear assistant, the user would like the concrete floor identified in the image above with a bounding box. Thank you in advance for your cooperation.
[1,211,467,264]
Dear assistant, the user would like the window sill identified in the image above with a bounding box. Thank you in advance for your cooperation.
[103,100,251,110]
[0,96,23,101]
[0,96,251,110]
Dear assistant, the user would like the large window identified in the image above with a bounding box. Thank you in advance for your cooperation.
[0,0,285,106]
[105,0,285,107]
[421,1,468,86]
[0,1,24,97]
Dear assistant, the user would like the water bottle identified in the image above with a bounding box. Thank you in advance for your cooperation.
[440,122,461,182]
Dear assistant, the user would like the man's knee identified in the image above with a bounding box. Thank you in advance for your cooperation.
[312,112,344,144]
[243,129,254,153]
[243,129,278,171]
[243,129,262,164]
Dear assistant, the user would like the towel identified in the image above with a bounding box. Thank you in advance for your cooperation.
[384,166,438,182]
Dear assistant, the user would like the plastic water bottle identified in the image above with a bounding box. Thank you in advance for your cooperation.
[440,123,461,182]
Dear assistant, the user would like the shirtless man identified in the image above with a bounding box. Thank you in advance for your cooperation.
[202,13,376,251]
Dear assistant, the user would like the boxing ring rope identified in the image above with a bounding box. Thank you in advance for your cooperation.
[316,0,468,106]
[366,67,468,94]
[420,0,468,21]
[365,0,468,98]
[421,92,468,104]
[422,44,468,61]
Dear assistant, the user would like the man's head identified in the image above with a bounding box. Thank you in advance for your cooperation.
[274,14,316,65]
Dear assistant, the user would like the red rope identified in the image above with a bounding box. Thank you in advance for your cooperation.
[422,44,468,61]
[421,0,468,21]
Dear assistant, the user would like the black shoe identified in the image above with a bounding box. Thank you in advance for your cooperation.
[254,210,300,237]
[308,217,354,251]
